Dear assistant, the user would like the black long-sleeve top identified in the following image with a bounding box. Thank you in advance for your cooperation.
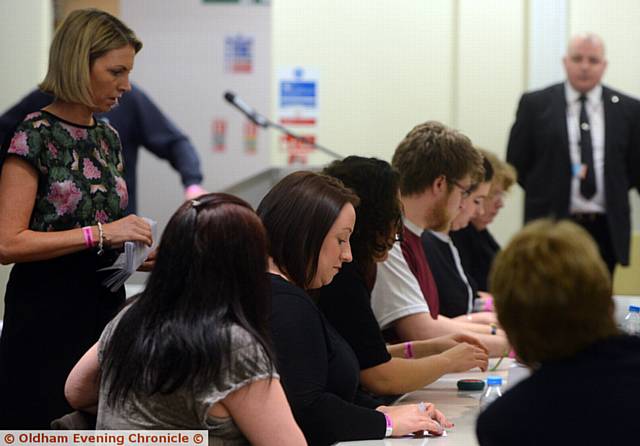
[450,224,500,292]
[268,273,386,446]
[317,263,392,370]
[0,85,203,214]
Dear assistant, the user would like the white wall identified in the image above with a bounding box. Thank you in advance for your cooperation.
[121,0,272,236]
[0,0,52,111]
[0,0,52,317]
[272,0,455,166]
[272,0,527,246]
[455,0,526,246]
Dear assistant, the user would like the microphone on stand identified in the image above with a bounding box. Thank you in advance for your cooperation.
[222,91,343,159]
[223,91,268,127]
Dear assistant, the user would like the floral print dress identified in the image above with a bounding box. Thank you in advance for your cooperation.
[0,110,131,428]
[7,110,128,230]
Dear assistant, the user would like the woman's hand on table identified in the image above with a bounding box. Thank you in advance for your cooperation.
[377,402,452,437]
[425,333,489,356]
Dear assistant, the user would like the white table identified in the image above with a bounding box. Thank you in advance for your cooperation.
[338,357,524,446]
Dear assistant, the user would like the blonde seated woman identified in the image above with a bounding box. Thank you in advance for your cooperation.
[477,219,640,445]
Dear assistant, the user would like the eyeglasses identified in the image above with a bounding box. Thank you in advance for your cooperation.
[451,181,472,199]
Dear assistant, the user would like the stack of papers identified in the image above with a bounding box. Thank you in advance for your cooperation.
[100,218,157,291]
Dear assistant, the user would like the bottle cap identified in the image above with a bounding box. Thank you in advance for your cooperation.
[487,376,502,386]
[629,305,640,313]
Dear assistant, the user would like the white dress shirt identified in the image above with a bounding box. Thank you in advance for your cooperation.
[565,82,606,213]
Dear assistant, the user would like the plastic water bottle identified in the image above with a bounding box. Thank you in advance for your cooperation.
[623,305,640,335]
[479,376,503,411]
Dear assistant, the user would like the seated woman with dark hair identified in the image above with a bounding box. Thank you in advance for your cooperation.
[476,219,640,445]
[65,193,306,446]
[258,171,451,446]
[319,156,488,398]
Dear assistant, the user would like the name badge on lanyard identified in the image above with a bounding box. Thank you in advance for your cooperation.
[572,163,587,179]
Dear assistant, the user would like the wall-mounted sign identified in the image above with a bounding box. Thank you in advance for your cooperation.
[280,133,316,165]
[225,35,253,73]
[277,67,319,126]
[212,119,227,152]
[244,122,258,154]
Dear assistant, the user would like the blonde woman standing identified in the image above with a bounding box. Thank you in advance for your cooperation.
[0,9,152,427]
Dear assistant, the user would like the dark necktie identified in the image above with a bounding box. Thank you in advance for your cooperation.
[578,94,596,199]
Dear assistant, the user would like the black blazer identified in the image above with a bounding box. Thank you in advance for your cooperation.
[506,83,640,264]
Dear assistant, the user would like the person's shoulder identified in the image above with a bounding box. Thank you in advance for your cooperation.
[14,89,53,112]
[602,85,640,109]
[269,274,319,312]
[476,376,539,441]
[97,119,120,136]
[519,83,563,103]
[228,323,265,352]
[450,226,474,245]
[7,111,50,150]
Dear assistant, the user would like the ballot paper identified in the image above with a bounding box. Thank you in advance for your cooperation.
[100,218,157,291]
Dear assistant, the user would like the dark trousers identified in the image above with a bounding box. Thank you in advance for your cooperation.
[570,213,616,275]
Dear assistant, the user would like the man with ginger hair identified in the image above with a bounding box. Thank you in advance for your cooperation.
[371,121,509,357]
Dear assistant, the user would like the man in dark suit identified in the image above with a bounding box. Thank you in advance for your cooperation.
[506,33,640,274]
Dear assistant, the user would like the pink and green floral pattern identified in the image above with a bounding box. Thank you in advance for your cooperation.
[6,111,127,231]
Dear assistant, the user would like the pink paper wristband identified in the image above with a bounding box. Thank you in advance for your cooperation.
[483,296,494,312]
[403,341,414,359]
[384,413,393,437]
[82,226,94,248]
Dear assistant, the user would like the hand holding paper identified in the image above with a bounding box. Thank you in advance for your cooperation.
[100,217,157,291]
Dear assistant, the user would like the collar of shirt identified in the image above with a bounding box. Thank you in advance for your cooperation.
[403,217,424,237]
[429,230,451,243]
[565,81,602,107]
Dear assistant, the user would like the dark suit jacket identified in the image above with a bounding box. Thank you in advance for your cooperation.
[506,83,640,265]
[476,335,640,446]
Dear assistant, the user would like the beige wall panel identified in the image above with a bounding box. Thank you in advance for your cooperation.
[0,0,53,318]
[272,0,454,165]
[0,0,52,111]
[456,0,526,246]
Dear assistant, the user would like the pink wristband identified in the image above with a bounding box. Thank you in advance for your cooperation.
[384,413,393,437]
[483,296,494,312]
[403,341,414,359]
[82,226,94,248]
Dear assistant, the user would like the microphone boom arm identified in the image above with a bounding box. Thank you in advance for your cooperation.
[224,91,342,160]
